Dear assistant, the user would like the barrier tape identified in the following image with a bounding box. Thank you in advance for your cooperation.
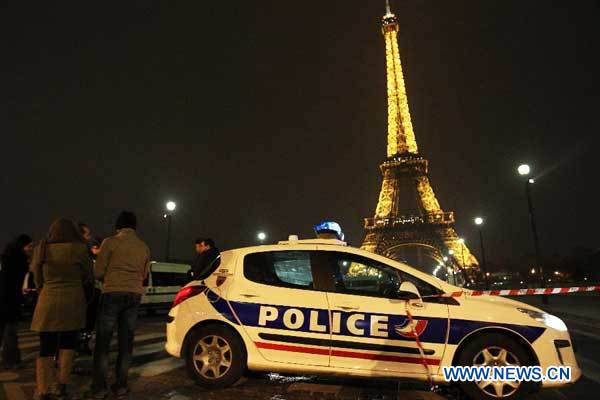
[404,301,434,388]
[432,285,600,298]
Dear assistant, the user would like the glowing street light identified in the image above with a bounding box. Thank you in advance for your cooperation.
[474,217,488,289]
[517,164,531,176]
[516,164,544,291]
[257,232,267,242]
[166,201,177,212]
[164,200,177,262]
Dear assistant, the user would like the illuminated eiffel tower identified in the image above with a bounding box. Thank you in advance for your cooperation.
[361,1,480,282]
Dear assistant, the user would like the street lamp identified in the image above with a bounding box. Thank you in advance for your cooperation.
[517,164,544,288]
[164,200,176,262]
[445,250,457,284]
[457,237,468,285]
[166,201,176,212]
[517,164,531,176]
[257,232,267,242]
[474,217,488,289]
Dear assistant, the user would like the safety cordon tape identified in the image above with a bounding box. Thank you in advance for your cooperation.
[404,301,434,388]
[429,285,600,298]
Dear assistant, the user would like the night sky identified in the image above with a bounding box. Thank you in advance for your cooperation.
[3,1,599,266]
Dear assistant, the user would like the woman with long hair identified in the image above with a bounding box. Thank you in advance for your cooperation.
[30,218,93,400]
[0,234,33,368]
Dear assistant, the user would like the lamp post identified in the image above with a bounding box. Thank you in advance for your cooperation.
[257,232,267,243]
[448,249,456,285]
[458,238,468,285]
[474,217,488,289]
[517,164,544,287]
[164,201,176,262]
[518,164,547,303]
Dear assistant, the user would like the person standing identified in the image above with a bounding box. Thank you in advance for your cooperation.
[77,223,101,356]
[0,234,33,369]
[88,211,150,399]
[30,219,93,400]
[190,238,221,281]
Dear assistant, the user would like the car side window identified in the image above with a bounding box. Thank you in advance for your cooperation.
[331,253,401,298]
[397,270,442,298]
[244,251,314,290]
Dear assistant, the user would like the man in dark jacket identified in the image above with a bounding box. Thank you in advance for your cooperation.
[77,223,101,356]
[0,234,33,369]
[190,238,221,281]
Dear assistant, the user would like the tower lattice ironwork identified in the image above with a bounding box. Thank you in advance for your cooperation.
[361,2,480,282]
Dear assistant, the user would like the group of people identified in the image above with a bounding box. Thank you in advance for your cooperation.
[1,212,150,400]
[0,212,222,400]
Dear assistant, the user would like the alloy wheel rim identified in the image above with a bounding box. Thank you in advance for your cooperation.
[472,346,521,398]
[192,335,232,379]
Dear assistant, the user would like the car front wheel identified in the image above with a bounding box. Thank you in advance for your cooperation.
[185,324,246,388]
[456,333,536,400]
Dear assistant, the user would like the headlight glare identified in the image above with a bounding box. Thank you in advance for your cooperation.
[517,308,568,332]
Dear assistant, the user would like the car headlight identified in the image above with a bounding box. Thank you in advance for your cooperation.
[517,308,568,332]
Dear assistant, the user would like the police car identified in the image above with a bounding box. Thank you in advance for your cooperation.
[165,235,580,399]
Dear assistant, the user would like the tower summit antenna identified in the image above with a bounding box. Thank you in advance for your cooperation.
[385,0,392,16]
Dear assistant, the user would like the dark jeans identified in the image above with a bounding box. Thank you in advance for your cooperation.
[92,292,141,392]
[0,320,21,367]
[85,288,102,334]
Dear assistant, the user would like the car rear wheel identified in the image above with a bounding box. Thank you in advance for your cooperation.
[456,333,535,400]
[185,324,246,388]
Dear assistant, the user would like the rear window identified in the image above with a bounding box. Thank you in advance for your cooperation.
[151,271,189,287]
[244,251,314,289]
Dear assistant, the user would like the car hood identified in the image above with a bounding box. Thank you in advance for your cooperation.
[437,282,546,315]
[459,292,545,313]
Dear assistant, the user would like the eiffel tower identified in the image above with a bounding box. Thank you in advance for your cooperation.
[361,1,480,282]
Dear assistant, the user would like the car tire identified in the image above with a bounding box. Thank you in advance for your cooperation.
[185,324,246,388]
[456,332,536,400]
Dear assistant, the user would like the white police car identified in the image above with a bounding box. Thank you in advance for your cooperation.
[165,238,580,399]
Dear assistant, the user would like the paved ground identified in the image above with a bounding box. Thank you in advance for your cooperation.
[1,295,599,400]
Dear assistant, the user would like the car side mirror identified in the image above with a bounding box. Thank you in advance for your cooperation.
[395,281,421,300]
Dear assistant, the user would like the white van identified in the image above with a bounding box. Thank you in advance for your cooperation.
[142,262,190,312]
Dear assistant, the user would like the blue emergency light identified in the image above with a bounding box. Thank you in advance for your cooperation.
[313,221,345,241]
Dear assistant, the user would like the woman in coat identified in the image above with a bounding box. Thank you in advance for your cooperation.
[0,234,33,368]
[30,218,93,400]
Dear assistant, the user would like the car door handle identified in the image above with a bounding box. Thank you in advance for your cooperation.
[336,304,360,310]
[410,301,424,309]
[240,293,261,298]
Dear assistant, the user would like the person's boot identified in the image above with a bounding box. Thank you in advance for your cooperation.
[35,356,54,400]
[56,349,76,400]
